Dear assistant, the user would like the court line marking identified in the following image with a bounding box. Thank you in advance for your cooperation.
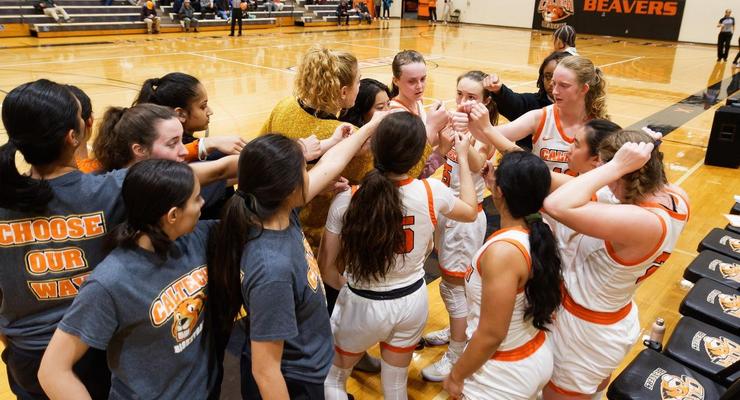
[673,158,704,186]
[673,247,699,258]
[186,52,296,74]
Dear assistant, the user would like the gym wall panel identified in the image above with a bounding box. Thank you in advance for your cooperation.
[679,0,738,45]
[450,0,537,29]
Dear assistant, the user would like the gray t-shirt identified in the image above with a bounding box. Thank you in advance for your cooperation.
[720,16,735,33]
[0,170,127,350]
[59,220,217,399]
[240,210,333,384]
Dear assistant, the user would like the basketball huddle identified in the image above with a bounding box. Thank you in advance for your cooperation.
[0,26,689,400]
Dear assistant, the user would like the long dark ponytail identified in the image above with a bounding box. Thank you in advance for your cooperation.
[109,159,195,259]
[207,134,305,349]
[495,152,562,330]
[339,112,427,283]
[0,79,82,213]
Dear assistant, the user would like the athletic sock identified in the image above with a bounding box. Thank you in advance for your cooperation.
[324,364,351,400]
[380,359,409,400]
[448,339,466,359]
[591,390,605,400]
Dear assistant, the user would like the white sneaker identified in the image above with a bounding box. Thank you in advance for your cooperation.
[423,327,450,346]
[421,351,456,382]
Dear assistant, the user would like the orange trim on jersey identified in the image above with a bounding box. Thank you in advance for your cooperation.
[532,107,547,144]
[665,188,690,221]
[477,202,484,212]
[380,342,416,353]
[605,213,667,267]
[562,288,631,325]
[484,226,529,242]
[546,381,587,396]
[395,177,415,187]
[640,199,687,221]
[552,106,575,144]
[334,345,364,357]
[438,263,468,278]
[350,185,359,195]
[75,157,101,173]
[491,330,545,361]
[476,227,531,282]
[421,179,437,227]
[184,139,200,162]
[389,98,419,116]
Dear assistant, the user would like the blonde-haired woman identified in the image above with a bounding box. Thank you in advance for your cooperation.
[465,56,607,175]
[260,45,368,250]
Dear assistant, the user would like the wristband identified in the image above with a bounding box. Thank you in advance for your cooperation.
[198,138,208,161]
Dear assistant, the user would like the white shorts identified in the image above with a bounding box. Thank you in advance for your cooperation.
[548,304,640,395]
[462,334,554,400]
[330,283,428,355]
[435,210,486,278]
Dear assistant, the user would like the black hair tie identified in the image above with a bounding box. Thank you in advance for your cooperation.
[236,189,258,211]
[375,164,387,173]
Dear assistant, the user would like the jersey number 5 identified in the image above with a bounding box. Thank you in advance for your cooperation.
[399,216,415,254]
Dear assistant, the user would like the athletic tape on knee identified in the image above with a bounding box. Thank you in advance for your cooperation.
[380,359,409,400]
[440,279,468,318]
[324,365,351,400]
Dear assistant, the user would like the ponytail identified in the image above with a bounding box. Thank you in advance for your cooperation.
[0,79,82,213]
[0,142,53,212]
[524,216,563,329]
[339,169,405,283]
[108,220,174,259]
[495,152,563,331]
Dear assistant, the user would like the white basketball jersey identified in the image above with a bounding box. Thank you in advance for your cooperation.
[465,227,539,351]
[441,148,486,203]
[532,104,577,174]
[325,178,456,291]
[389,98,427,123]
[560,189,689,312]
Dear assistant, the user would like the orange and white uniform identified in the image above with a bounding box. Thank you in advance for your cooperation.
[462,227,553,400]
[532,105,578,175]
[434,148,487,280]
[547,189,690,395]
[326,178,456,354]
[389,98,427,122]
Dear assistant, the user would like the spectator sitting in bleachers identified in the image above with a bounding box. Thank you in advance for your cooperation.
[179,0,199,31]
[355,0,371,24]
[215,0,229,20]
[265,0,284,12]
[199,0,217,18]
[36,0,72,23]
[141,1,161,33]
[336,0,350,26]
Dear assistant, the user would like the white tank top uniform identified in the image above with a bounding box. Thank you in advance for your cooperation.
[434,148,488,279]
[462,227,553,400]
[389,98,428,123]
[325,178,456,354]
[532,104,579,175]
[548,189,690,395]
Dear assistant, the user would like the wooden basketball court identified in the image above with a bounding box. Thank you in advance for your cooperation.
[0,19,738,399]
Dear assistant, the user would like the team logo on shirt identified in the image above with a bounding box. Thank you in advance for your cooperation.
[149,266,208,353]
[702,335,740,367]
[718,262,740,283]
[659,374,704,400]
[718,294,740,318]
[302,236,322,293]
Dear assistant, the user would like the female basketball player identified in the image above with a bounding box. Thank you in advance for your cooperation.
[542,131,690,399]
[422,71,497,382]
[553,25,578,56]
[465,56,608,175]
[0,79,232,399]
[207,116,382,399]
[443,151,563,400]
[65,85,94,166]
[133,72,246,157]
[39,160,219,399]
[320,112,479,399]
[340,78,391,127]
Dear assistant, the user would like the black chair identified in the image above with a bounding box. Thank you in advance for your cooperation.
[697,228,740,261]
[663,316,740,386]
[683,250,740,290]
[607,349,726,399]
[679,278,739,333]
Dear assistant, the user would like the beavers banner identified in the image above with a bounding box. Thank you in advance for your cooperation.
[532,0,686,41]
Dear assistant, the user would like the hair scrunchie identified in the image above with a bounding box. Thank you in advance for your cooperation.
[525,212,542,224]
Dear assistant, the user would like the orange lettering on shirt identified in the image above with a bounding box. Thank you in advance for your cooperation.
[25,247,88,275]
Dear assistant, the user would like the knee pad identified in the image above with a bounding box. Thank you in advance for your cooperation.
[439,279,467,319]
[380,359,409,400]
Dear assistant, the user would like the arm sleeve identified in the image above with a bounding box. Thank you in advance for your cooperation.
[325,191,351,234]
[246,281,298,341]
[58,280,119,350]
